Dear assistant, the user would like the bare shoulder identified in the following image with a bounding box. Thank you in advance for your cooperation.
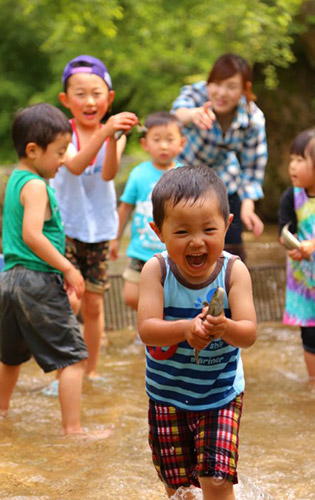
[230,258,253,290]
[20,178,47,204]
[141,256,162,282]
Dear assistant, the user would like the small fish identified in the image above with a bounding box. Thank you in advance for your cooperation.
[281,223,301,250]
[194,286,225,365]
[114,123,146,141]
[114,130,125,140]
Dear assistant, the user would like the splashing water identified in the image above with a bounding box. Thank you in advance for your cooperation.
[169,475,276,500]
[1,324,315,499]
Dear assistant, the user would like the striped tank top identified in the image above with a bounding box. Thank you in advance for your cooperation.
[145,250,245,411]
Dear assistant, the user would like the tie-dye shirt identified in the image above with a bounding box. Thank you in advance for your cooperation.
[280,187,315,326]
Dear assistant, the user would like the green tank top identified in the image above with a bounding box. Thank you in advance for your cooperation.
[2,169,65,273]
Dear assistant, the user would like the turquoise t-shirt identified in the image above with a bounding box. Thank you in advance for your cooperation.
[120,161,181,262]
[3,169,65,273]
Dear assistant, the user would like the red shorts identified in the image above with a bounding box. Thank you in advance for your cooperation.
[148,393,243,490]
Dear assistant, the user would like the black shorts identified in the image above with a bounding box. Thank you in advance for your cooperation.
[0,266,88,373]
[225,193,245,261]
[301,327,315,354]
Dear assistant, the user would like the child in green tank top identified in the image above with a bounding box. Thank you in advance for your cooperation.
[0,103,110,438]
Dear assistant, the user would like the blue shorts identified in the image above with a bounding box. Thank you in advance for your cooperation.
[0,266,88,372]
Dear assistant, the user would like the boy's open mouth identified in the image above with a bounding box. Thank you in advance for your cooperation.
[186,253,207,267]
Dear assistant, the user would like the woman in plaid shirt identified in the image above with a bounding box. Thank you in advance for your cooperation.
[171,53,267,261]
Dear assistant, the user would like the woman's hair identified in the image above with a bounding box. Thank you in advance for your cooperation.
[12,103,72,158]
[151,165,230,230]
[207,53,256,102]
[290,128,315,166]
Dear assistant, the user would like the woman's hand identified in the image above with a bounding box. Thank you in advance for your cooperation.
[241,199,264,237]
[191,101,215,130]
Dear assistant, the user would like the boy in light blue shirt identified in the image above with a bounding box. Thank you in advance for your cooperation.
[111,112,185,310]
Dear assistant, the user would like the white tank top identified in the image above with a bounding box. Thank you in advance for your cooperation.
[51,121,118,243]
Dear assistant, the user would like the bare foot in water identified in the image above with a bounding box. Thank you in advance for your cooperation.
[84,374,108,383]
[63,426,113,440]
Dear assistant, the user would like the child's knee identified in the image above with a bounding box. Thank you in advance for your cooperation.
[62,359,86,374]
[82,292,104,318]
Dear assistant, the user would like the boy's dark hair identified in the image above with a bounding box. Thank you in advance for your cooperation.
[207,53,256,102]
[12,103,72,158]
[143,111,183,136]
[290,128,315,166]
[152,165,230,230]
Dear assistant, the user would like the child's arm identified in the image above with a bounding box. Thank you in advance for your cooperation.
[299,239,315,259]
[288,239,315,261]
[101,112,139,181]
[64,112,138,177]
[138,258,215,349]
[110,202,134,260]
[102,135,127,181]
[217,259,257,348]
[21,179,84,298]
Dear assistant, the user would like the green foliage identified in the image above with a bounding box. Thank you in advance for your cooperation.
[0,0,308,163]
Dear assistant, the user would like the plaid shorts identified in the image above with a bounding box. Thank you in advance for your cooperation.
[65,237,110,294]
[148,393,243,490]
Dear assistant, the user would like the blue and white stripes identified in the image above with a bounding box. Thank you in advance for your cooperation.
[145,251,245,411]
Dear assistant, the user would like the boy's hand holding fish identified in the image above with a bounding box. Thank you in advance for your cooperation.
[185,288,227,355]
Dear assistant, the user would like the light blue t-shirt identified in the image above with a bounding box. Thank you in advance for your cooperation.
[51,125,118,243]
[120,161,181,262]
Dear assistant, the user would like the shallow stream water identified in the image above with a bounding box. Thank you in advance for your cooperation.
[1,323,314,500]
[1,231,315,499]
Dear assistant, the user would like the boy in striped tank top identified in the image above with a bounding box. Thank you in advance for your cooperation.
[138,166,257,499]
[279,129,315,386]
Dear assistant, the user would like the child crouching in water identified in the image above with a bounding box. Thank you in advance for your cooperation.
[279,129,315,385]
[0,103,97,436]
[138,165,257,499]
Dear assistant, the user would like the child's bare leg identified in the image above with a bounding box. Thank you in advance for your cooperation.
[123,280,140,311]
[164,484,176,498]
[81,290,104,378]
[200,477,235,500]
[304,351,315,383]
[48,292,81,386]
[0,362,21,416]
[58,360,85,435]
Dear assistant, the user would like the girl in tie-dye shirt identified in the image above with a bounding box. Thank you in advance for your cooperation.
[279,128,315,385]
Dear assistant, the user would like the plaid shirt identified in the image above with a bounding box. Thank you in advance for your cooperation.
[171,81,267,200]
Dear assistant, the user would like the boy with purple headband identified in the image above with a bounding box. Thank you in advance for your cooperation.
[48,55,138,393]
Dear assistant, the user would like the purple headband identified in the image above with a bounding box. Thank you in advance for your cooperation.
[62,55,112,90]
